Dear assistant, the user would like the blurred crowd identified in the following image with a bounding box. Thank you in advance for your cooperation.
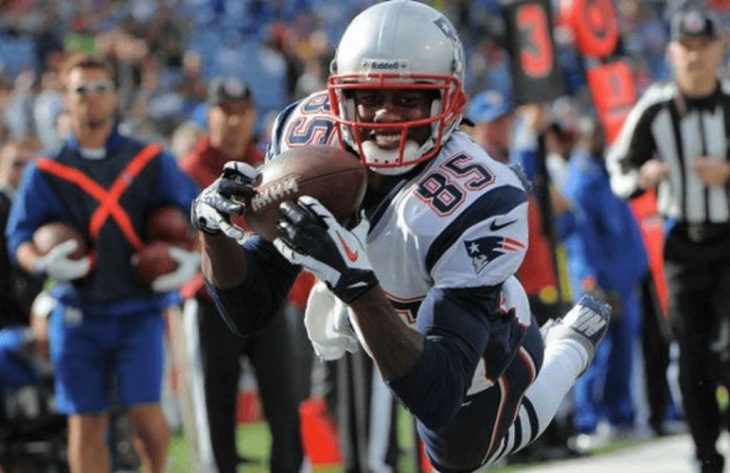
[0,0,726,155]
[1,0,730,472]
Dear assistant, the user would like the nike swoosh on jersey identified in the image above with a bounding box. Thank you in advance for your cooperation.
[337,232,359,262]
[347,281,371,289]
[489,219,517,231]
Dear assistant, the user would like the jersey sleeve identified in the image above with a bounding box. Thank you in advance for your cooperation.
[206,234,300,337]
[427,184,529,289]
[265,91,337,161]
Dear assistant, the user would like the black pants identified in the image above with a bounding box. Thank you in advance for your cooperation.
[326,350,400,473]
[664,229,730,472]
[639,273,673,434]
[196,298,305,473]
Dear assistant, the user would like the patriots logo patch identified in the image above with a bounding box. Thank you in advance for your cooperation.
[464,236,525,274]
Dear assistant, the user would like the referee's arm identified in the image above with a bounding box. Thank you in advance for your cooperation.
[607,94,661,198]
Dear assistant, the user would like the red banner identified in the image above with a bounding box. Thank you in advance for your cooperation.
[586,59,637,143]
[561,0,619,58]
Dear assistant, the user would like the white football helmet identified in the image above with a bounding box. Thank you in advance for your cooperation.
[328,0,467,175]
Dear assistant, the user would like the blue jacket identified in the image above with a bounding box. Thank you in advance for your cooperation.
[562,151,648,294]
[6,127,199,315]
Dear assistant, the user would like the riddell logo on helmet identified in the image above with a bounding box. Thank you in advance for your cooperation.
[362,59,408,71]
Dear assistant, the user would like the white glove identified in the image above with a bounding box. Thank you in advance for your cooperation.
[150,246,201,293]
[35,240,91,282]
[191,161,258,243]
[274,196,377,304]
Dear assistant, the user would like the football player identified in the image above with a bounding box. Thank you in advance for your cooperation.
[191,1,611,471]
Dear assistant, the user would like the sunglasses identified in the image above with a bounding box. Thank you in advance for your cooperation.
[70,80,115,96]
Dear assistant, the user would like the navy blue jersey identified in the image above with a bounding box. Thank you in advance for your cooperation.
[6,127,199,314]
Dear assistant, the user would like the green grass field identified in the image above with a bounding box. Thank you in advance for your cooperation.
[168,422,344,472]
[166,416,667,473]
[166,407,420,472]
[164,410,569,473]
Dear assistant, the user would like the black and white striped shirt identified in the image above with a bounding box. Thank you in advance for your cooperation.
[607,80,730,224]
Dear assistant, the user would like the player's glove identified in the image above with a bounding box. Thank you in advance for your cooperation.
[149,246,201,293]
[190,161,258,242]
[34,240,91,282]
[273,196,378,304]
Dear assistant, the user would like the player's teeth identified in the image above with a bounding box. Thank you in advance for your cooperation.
[376,134,399,144]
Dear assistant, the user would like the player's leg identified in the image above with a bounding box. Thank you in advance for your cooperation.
[420,316,544,473]
[486,295,610,465]
[118,310,169,473]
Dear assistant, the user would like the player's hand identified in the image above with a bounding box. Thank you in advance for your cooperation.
[35,240,91,282]
[273,196,378,304]
[150,246,201,293]
[190,161,258,242]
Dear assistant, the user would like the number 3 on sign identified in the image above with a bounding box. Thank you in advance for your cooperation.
[517,3,553,79]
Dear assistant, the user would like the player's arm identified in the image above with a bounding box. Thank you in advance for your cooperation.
[350,284,497,429]
[192,161,299,336]
[205,234,300,336]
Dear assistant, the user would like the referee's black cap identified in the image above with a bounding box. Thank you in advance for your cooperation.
[671,8,720,41]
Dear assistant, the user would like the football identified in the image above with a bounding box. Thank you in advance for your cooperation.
[244,145,367,241]
[144,205,196,250]
[132,241,178,286]
[133,205,196,286]
[33,222,88,259]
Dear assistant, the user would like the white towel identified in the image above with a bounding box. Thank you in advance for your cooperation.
[304,280,360,360]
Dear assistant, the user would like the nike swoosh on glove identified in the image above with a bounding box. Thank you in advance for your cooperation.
[35,239,91,282]
[149,246,201,293]
[273,195,378,304]
[190,161,258,243]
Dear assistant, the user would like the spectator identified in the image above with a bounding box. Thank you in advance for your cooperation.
[178,76,305,473]
[563,117,648,449]
[5,53,199,473]
[0,324,64,472]
[0,138,44,327]
[607,8,730,473]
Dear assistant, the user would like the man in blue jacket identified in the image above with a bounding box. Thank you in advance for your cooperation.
[562,117,648,447]
[6,53,199,473]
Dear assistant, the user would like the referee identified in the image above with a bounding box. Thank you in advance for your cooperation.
[607,8,730,473]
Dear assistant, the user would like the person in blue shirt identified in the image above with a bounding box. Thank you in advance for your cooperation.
[562,117,648,446]
[0,327,41,399]
[6,53,200,473]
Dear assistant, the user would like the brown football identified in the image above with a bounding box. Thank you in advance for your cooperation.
[144,205,196,250]
[244,145,367,241]
[132,241,178,286]
[33,222,88,259]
